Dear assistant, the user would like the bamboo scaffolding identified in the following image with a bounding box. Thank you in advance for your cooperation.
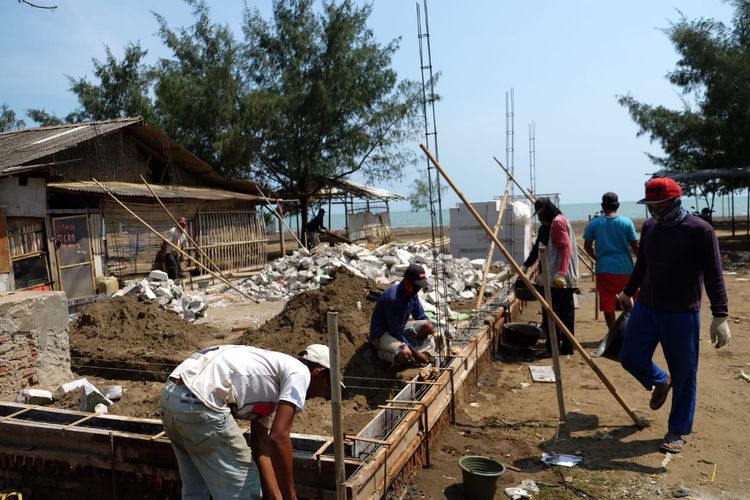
[492,156,596,274]
[91,178,260,303]
[139,176,230,282]
[475,177,514,310]
[421,145,645,429]
[255,187,305,249]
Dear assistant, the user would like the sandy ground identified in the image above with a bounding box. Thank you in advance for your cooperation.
[55,219,750,498]
[406,219,750,499]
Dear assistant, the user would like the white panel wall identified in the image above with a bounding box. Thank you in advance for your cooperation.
[450,200,533,266]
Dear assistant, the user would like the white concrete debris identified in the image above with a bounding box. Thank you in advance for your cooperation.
[54,378,114,412]
[113,274,208,321]
[234,241,508,303]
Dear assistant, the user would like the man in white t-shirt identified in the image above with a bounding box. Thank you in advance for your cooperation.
[162,216,189,280]
[160,344,337,499]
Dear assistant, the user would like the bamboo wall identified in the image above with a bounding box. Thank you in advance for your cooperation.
[102,200,266,277]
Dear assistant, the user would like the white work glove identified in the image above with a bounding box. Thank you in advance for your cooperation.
[553,272,566,288]
[710,316,731,349]
[616,292,633,312]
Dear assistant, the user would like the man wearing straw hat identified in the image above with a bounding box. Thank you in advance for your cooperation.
[617,177,730,454]
[161,344,338,499]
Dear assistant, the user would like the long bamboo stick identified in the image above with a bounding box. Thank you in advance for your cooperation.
[139,176,230,281]
[91,178,260,304]
[255,187,305,249]
[492,156,596,274]
[475,177,513,310]
[539,244,567,437]
[420,145,645,428]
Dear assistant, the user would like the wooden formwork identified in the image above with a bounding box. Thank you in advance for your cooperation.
[0,294,517,499]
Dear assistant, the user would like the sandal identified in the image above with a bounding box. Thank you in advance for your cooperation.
[659,434,686,454]
[650,376,672,410]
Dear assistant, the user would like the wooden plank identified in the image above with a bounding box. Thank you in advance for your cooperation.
[0,215,10,274]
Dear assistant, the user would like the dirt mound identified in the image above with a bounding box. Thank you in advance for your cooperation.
[70,296,225,367]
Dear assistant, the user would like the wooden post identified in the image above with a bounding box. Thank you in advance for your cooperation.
[327,311,346,500]
[539,245,567,437]
[277,199,286,256]
[421,145,645,429]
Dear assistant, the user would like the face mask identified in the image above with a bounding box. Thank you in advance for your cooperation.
[648,198,687,226]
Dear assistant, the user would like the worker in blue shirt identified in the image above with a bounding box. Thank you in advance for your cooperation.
[370,264,436,367]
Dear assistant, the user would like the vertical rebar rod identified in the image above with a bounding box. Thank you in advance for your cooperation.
[327,311,346,500]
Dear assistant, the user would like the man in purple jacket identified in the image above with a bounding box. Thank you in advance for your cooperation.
[616,177,730,454]
[370,264,436,367]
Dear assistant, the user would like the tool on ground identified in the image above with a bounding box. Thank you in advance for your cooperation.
[420,144,646,429]
[91,178,260,303]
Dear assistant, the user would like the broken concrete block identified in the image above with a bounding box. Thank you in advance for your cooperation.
[149,270,169,282]
[101,385,123,401]
[18,388,54,405]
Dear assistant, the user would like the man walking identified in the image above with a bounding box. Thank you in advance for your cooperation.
[583,192,639,328]
[370,264,437,367]
[160,344,336,499]
[617,177,730,454]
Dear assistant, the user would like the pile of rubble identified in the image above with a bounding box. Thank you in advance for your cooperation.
[113,270,208,321]
[234,242,510,303]
[17,378,121,414]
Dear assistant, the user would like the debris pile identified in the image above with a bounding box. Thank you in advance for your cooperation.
[114,269,208,321]
[236,242,509,303]
[17,378,123,414]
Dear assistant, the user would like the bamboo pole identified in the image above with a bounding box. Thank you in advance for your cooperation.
[492,156,596,275]
[139,176,230,281]
[539,244,567,438]
[420,145,645,428]
[91,178,260,304]
[327,311,346,500]
[475,177,513,310]
[255,187,305,249]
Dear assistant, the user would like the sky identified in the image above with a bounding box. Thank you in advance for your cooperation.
[0,0,737,209]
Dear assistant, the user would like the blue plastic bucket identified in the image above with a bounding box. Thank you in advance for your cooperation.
[458,455,506,500]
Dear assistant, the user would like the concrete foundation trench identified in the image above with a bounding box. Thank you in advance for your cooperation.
[0,282,518,499]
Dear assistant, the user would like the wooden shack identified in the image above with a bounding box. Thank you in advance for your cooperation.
[0,118,266,301]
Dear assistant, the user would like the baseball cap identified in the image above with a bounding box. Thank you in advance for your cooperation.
[403,264,429,288]
[601,192,619,210]
[637,177,682,205]
[298,344,345,388]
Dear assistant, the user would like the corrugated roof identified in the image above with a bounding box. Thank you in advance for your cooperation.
[319,176,405,201]
[0,118,142,175]
[47,181,262,202]
[656,168,750,182]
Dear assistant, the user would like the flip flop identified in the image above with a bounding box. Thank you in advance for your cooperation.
[650,377,672,410]
[660,435,686,454]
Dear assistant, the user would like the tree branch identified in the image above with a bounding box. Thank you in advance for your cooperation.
[19,0,57,10]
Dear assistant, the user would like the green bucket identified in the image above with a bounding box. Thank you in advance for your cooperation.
[458,455,506,500]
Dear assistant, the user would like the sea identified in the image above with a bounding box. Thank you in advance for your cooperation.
[277,196,747,231]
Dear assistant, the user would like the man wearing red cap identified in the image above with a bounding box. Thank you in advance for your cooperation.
[616,177,730,453]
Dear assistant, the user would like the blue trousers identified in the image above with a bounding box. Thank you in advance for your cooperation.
[619,301,700,435]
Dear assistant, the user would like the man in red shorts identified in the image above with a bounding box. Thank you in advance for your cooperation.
[583,192,639,328]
